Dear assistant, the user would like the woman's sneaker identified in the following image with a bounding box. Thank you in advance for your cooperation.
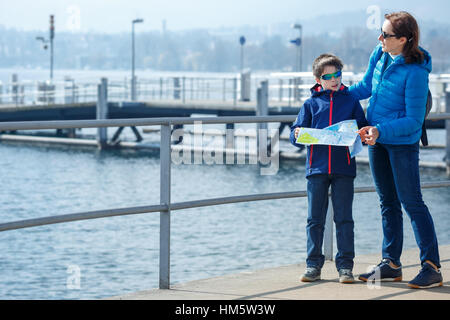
[408,262,443,289]
[339,269,354,283]
[359,258,402,282]
[300,267,321,282]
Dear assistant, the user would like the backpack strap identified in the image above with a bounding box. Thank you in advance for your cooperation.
[420,89,433,146]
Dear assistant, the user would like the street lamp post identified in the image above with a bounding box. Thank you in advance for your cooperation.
[131,18,144,101]
[292,23,302,72]
[36,14,55,81]
[239,36,246,72]
[50,15,54,80]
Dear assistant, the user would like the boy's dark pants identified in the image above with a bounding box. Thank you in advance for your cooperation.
[306,174,355,271]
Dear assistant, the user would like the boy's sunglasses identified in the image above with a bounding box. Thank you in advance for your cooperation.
[321,70,342,80]
[380,28,397,39]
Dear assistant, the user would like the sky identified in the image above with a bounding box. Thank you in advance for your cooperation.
[0,0,449,33]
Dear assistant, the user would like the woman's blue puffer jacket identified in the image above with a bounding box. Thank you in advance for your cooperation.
[348,44,431,145]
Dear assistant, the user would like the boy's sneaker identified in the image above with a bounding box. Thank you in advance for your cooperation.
[359,258,402,282]
[300,267,321,282]
[339,269,354,283]
[408,262,443,289]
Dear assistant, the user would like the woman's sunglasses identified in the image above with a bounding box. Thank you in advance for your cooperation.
[321,70,342,80]
[380,28,397,39]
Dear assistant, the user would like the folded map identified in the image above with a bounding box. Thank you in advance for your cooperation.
[295,120,363,158]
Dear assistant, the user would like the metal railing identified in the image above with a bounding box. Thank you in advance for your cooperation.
[0,115,450,290]
[2,73,450,112]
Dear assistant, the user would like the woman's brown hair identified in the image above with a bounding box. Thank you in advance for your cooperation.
[385,11,423,64]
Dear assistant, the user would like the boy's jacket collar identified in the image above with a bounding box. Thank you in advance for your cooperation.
[310,83,348,96]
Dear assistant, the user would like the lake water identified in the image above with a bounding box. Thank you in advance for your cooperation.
[0,132,449,300]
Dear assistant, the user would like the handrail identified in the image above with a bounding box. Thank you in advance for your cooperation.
[0,115,296,131]
[1,181,449,233]
[0,114,449,290]
[0,204,168,232]
[0,113,449,132]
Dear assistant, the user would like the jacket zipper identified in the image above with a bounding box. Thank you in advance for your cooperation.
[328,92,333,174]
[309,145,313,167]
[346,148,350,165]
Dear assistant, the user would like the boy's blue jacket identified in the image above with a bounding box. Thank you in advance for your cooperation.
[348,44,431,145]
[290,83,368,177]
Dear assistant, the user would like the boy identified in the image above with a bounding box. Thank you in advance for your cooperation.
[290,54,368,283]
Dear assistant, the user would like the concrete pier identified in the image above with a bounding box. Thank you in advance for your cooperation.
[107,244,450,300]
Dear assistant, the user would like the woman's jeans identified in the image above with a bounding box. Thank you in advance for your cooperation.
[306,174,355,271]
[368,142,440,268]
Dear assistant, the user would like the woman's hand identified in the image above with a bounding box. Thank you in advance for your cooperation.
[358,126,379,145]
[357,126,370,141]
[294,127,300,139]
[366,127,379,145]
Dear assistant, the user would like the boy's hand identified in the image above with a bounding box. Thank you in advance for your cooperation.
[294,127,300,139]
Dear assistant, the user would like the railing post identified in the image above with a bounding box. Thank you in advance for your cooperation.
[11,74,18,105]
[288,78,292,107]
[279,79,283,102]
[159,123,172,289]
[131,75,137,101]
[324,195,334,260]
[233,78,237,106]
[446,87,450,176]
[257,80,268,119]
[96,78,108,149]
[19,84,24,105]
[223,78,226,101]
[64,76,74,104]
[257,80,268,157]
[173,77,180,100]
[182,77,186,103]
[240,70,251,102]
[295,77,302,102]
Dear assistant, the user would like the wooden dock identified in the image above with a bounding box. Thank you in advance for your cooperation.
[107,244,450,300]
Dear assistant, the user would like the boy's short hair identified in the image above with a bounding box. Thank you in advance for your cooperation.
[312,54,344,78]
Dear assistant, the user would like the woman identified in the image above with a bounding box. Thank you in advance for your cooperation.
[349,11,443,288]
